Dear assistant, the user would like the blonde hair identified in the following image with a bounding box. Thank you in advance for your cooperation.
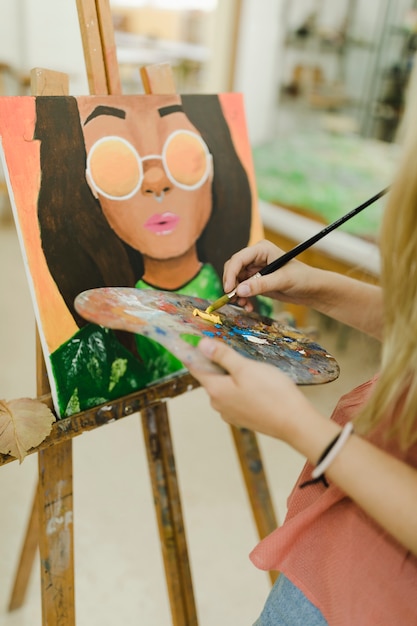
[356,55,417,448]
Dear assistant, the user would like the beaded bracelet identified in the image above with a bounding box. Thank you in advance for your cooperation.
[311,422,354,479]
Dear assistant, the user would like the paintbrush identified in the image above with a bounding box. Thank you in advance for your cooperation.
[205,187,388,314]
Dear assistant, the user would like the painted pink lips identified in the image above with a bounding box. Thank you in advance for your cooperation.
[144,212,180,235]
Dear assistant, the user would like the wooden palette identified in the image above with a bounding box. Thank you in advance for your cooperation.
[74,287,340,384]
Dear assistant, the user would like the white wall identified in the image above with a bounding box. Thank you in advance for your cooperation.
[233,0,285,145]
[204,0,241,93]
[0,2,21,69]
[0,0,88,94]
[23,0,88,93]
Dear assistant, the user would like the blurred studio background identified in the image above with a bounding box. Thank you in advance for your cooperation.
[0,1,415,624]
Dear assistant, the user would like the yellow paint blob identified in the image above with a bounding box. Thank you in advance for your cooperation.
[192,308,222,325]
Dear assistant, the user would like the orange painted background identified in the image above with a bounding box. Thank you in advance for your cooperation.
[0,97,77,355]
[218,92,264,245]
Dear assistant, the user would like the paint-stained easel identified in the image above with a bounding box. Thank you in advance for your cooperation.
[3,1,279,624]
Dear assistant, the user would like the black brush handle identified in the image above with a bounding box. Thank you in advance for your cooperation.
[259,188,389,277]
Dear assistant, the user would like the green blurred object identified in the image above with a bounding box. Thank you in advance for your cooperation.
[253,131,400,240]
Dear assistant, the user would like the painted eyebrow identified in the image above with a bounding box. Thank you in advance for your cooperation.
[158,104,184,117]
[84,105,126,125]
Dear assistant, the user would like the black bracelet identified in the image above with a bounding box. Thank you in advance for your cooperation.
[299,430,343,490]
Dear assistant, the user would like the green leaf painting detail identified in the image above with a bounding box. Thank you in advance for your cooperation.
[51,324,154,417]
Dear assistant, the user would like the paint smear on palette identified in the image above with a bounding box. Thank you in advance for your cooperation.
[74,287,340,385]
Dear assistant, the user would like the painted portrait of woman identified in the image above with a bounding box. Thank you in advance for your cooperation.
[0,93,270,417]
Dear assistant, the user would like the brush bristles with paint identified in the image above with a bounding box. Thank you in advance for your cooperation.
[205,290,236,314]
[205,187,389,315]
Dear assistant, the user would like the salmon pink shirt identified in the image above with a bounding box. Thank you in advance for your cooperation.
[250,377,417,625]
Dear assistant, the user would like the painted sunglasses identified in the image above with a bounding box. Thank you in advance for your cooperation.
[86,129,213,201]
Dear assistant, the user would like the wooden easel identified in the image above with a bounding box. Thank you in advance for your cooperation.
[3,1,279,624]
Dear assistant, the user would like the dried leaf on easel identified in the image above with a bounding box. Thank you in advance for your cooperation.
[0,398,55,463]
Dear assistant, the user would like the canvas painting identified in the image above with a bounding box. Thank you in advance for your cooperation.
[0,93,269,418]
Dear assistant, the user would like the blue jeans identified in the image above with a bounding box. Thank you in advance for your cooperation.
[253,574,328,625]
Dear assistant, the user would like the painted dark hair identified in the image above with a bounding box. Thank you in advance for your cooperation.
[34,95,252,327]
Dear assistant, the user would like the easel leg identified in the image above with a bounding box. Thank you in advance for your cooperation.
[38,440,75,626]
[141,402,198,626]
[230,426,279,584]
[8,485,39,611]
